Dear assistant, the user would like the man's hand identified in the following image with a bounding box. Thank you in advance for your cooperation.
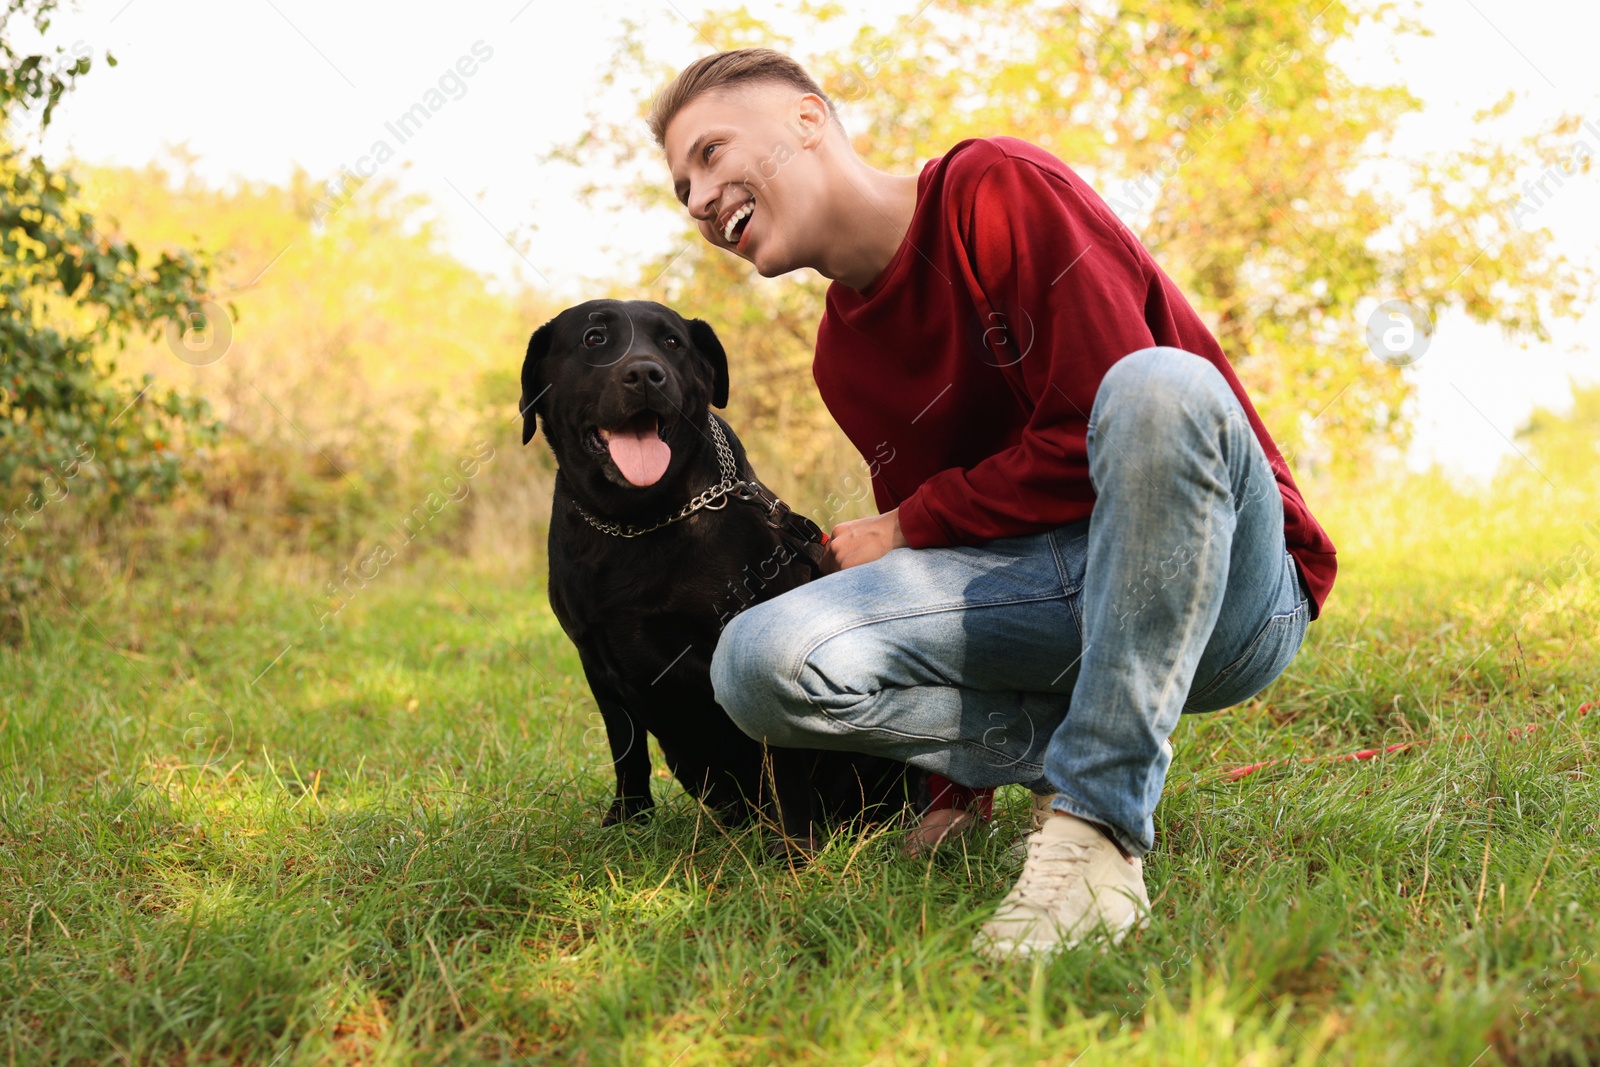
[821,509,909,573]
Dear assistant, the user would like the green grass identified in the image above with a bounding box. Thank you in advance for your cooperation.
[3,467,1598,1065]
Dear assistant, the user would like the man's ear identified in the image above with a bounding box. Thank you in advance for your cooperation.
[687,318,729,409]
[519,318,558,445]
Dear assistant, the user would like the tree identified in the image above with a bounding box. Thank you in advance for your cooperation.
[557,0,1591,498]
[1,0,218,631]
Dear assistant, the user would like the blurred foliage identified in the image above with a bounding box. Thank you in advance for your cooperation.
[68,155,563,582]
[0,0,92,128]
[1,5,562,642]
[2,0,218,636]
[1518,379,1600,485]
[558,0,1593,486]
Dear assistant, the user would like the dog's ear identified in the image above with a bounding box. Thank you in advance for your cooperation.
[686,317,729,409]
[519,318,559,446]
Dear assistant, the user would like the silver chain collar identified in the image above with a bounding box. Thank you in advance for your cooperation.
[565,414,746,539]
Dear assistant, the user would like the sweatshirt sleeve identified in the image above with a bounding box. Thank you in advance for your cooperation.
[896,153,1162,548]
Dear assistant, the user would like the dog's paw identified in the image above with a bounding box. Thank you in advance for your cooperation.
[601,796,654,827]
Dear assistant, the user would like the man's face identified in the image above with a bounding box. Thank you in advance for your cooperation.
[664,86,826,277]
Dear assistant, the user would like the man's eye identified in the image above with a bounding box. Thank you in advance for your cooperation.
[662,335,681,350]
[703,142,719,162]
[583,328,606,348]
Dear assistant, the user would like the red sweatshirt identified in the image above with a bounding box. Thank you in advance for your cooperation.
[815,137,1336,617]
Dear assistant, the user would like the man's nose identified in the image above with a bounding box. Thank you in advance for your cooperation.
[620,359,668,391]
[687,182,718,225]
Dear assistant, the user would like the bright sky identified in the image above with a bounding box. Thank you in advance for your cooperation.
[19,0,1600,480]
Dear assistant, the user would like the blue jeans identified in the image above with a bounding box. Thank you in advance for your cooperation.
[710,348,1312,857]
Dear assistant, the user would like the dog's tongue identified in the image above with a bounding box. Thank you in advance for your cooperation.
[605,416,671,487]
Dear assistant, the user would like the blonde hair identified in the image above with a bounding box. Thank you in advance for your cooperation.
[647,48,839,148]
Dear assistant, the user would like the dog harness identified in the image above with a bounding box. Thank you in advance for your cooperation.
[562,414,831,567]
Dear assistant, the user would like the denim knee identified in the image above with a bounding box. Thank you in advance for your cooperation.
[1098,347,1235,422]
[710,599,802,745]
[1091,348,1245,471]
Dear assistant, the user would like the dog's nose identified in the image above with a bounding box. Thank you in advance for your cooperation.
[621,359,668,391]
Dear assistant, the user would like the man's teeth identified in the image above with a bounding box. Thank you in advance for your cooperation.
[722,200,754,243]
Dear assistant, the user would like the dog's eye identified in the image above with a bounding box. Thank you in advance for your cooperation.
[583,328,606,348]
[662,335,681,350]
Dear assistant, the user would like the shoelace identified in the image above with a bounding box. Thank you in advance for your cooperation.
[1009,833,1096,896]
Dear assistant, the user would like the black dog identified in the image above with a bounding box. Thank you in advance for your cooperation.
[519,299,918,845]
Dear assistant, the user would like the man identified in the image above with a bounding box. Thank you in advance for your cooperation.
[652,48,1335,959]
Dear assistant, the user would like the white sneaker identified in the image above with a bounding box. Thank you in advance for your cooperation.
[975,812,1150,960]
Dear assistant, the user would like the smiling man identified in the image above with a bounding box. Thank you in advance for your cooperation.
[653,48,1335,959]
